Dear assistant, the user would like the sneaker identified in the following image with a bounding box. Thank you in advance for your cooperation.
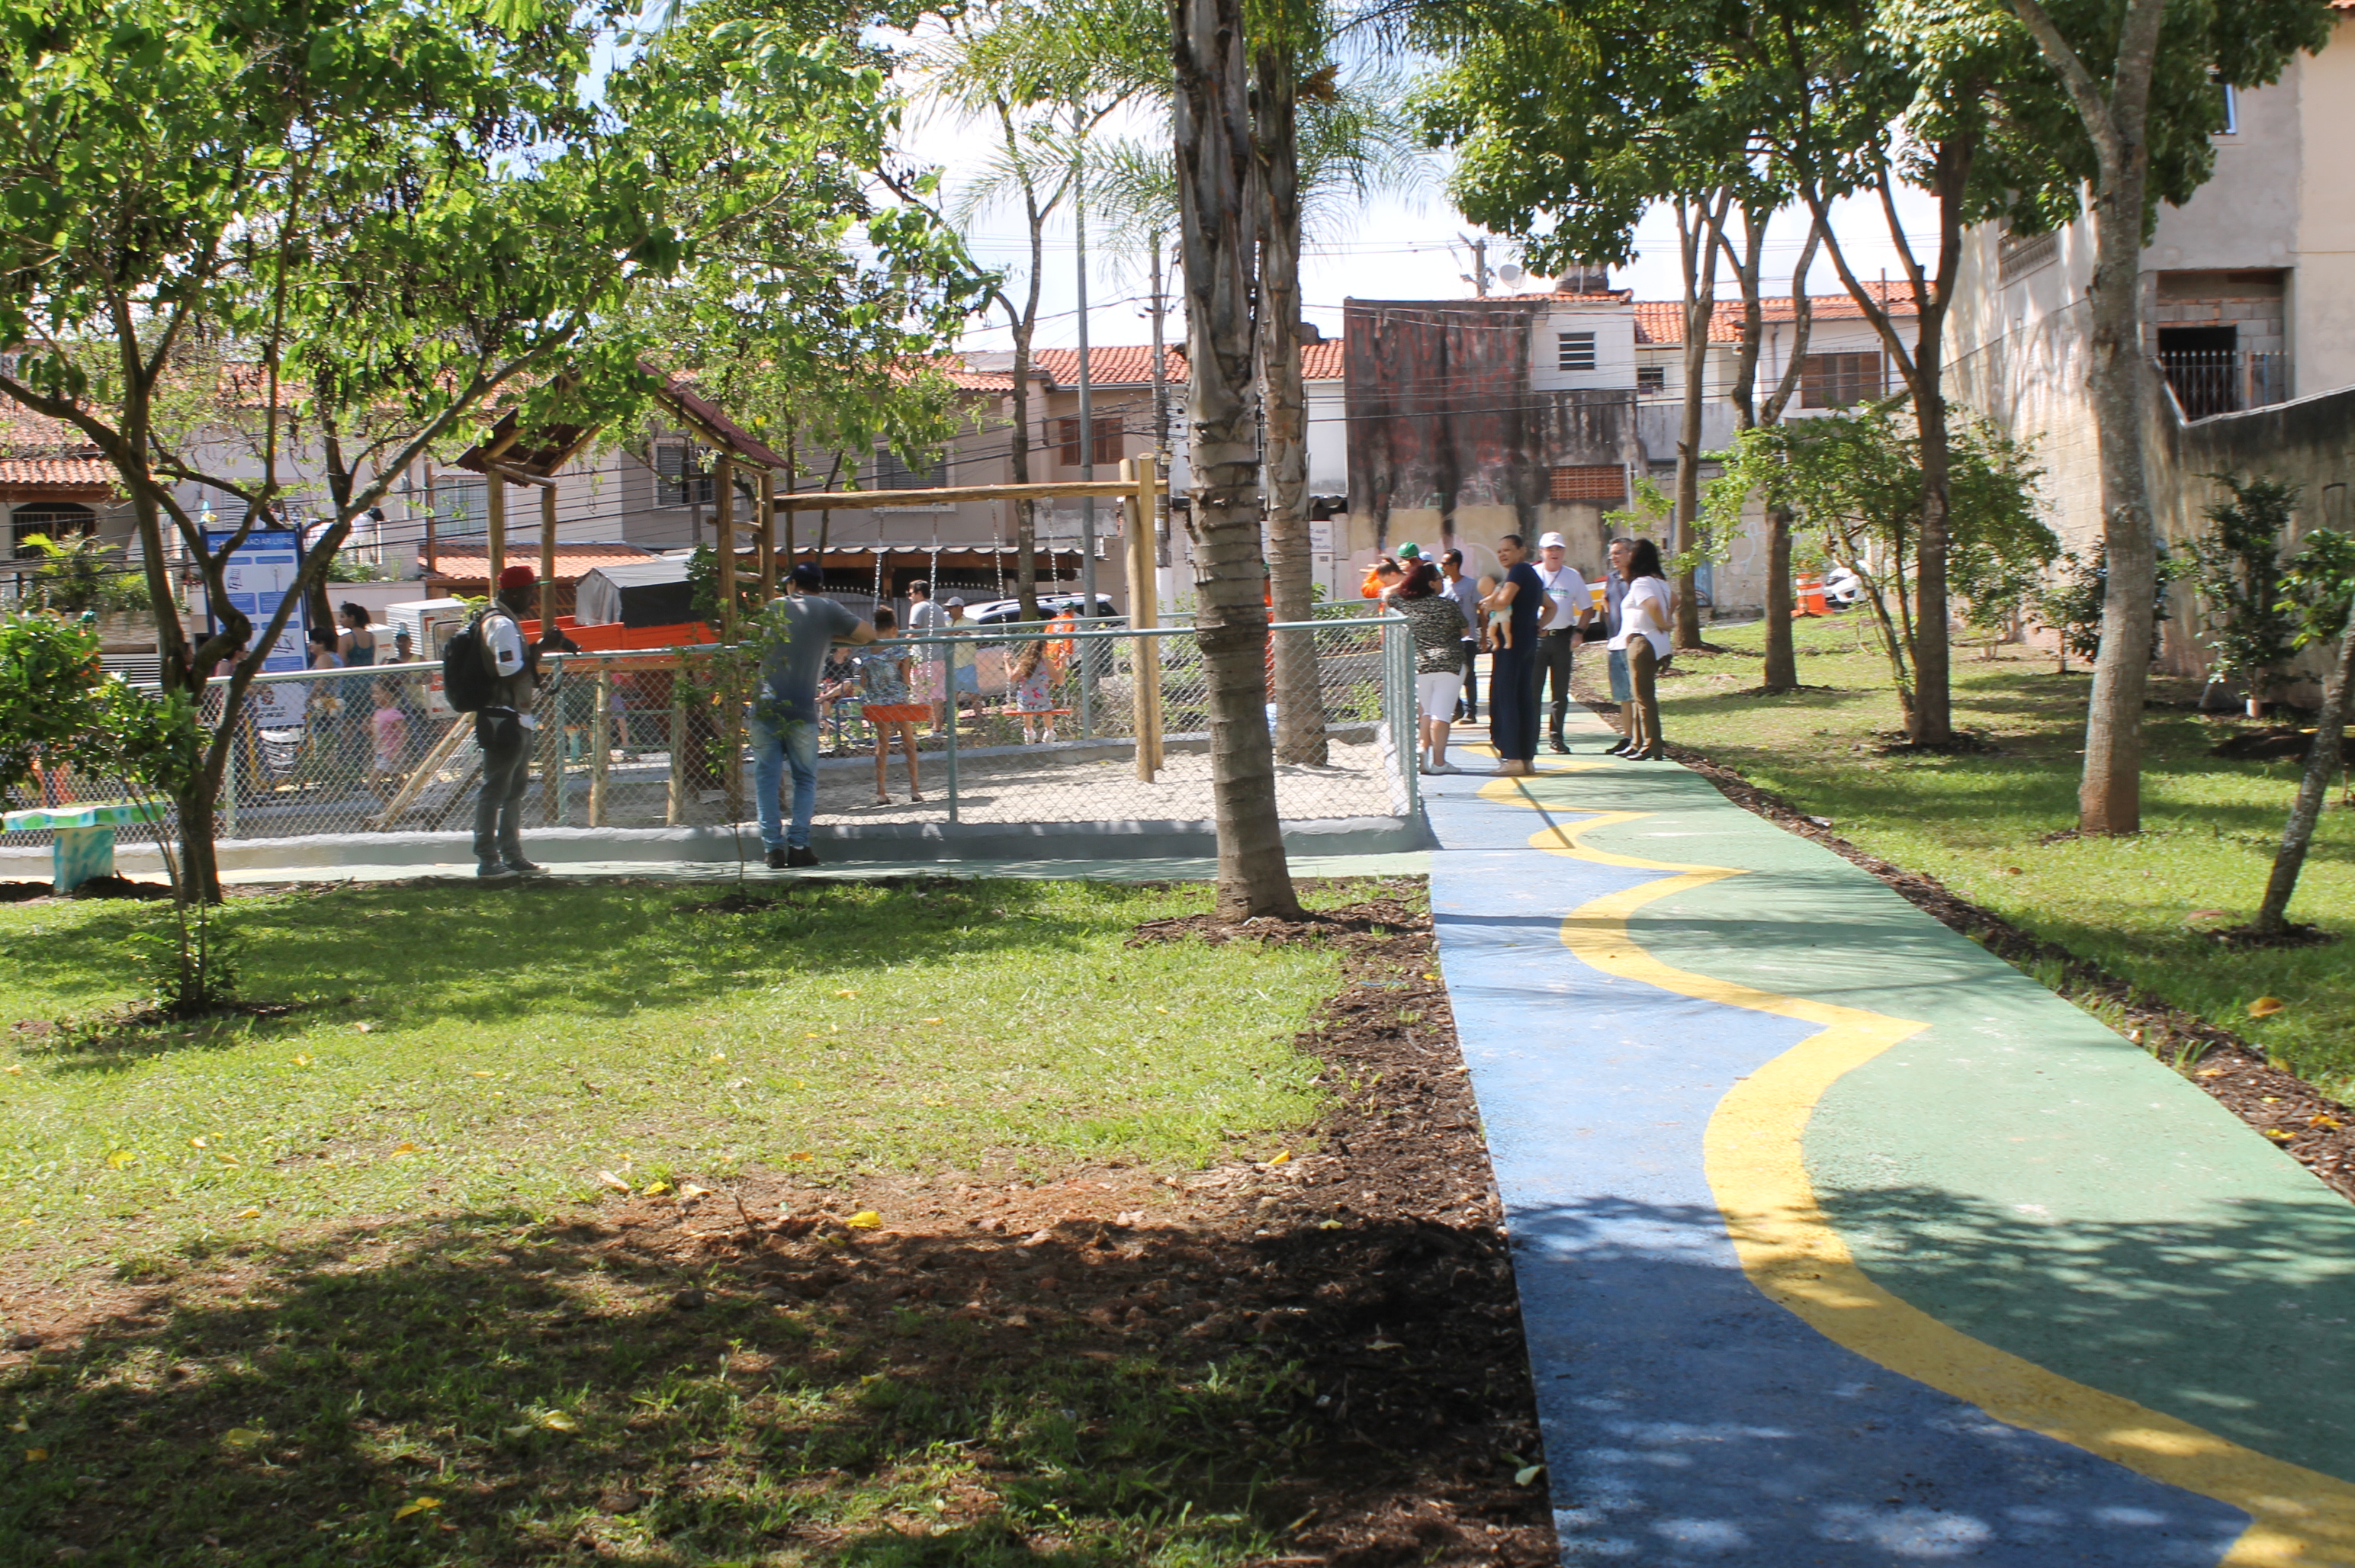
[1418,759,1435,775]
[763,846,788,870]
[1547,735,1571,754]
[504,857,546,875]
[786,845,821,869]
[475,861,518,882]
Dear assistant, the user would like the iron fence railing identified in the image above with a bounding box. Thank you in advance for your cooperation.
[2160,350,2289,420]
[2,617,1418,856]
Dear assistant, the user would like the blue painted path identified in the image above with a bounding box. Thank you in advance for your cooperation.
[1425,715,2253,1566]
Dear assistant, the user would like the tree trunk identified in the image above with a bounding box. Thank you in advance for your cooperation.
[175,782,223,906]
[1255,36,1325,766]
[1174,0,1298,921]
[1910,349,1955,744]
[1672,193,1727,650]
[1149,231,1174,569]
[2077,161,2158,834]
[2251,621,2354,934]
[1762,506,1798,689]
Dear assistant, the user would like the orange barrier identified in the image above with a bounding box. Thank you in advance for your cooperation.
[519,617,718,652]
[1794,574,1827,617]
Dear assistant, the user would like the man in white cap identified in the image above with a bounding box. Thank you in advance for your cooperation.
[1531,531,1592,753]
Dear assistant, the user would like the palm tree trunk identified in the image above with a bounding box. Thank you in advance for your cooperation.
[1174,0,1298,921]
[1255,35,1325,766]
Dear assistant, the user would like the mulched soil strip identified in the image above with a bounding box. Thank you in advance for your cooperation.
[1568,683,2355,1204]
[0,885,1558,1567]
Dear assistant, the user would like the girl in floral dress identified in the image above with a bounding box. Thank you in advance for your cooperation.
[857,608,927,805]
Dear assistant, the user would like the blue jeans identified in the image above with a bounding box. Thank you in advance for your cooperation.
[1607,647,1633,703]
[747,710,819,850]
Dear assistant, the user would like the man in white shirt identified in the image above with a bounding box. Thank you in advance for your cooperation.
[1441,548,1483,721]
[1531,532,1592,753]
[904,580,947,734]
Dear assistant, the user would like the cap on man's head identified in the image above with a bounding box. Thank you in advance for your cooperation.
[945,596,965,608]
[1537,531,1567,550]
[789,561,825,590]
[1396,541,1422,559]
[497,564,536,590]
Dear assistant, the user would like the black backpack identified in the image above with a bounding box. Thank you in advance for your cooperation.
[440,612,497,714]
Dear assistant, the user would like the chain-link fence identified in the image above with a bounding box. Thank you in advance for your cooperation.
[4,618,1420,864]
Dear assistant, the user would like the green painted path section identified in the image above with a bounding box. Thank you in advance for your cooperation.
[1428,706,2355,1563]
[1568,750,2355,1485]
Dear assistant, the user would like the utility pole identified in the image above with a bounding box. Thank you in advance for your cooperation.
[1147,230,1172,573]
[1075,103,1097,737]
[1459,232,1492,297]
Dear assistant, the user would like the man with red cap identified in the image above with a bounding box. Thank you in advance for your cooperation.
[473,563,549,879]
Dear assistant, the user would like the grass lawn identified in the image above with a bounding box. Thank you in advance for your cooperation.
[0,879,1333,1274]
[1624,617,2355,1094]
[0,877,1562,1567]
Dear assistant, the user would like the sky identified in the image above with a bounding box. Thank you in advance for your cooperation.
[902,102,1946,355]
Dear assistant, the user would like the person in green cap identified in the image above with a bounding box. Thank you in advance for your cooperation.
[1396,541,1422,563]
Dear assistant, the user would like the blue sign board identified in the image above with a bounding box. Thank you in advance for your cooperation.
[205,528,312,725]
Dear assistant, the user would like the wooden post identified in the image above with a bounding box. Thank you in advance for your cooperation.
[1123,458,1157,782]
[758,468,776,602]
[715,453,737,638]
[485,466,506,590]
[589,665,610,827]
[538,481,558,630]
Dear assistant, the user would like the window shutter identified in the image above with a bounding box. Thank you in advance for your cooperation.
[1557,332,1598,372]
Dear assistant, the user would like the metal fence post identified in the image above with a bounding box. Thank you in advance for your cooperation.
[941,634,960,825]
[589,667,610,828]
[221,730,237,837]
[665,669,685,827]
[1387,615,1419,818]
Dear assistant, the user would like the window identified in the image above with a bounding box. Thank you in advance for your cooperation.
[2216,79,2238,135]
[1998,227,2058,284]
[432,478,487,538]
[1637,365,1667,395]
[1557,331,1598,372]
[874,445,948,490]
[11,501,96,558]
[1550,464,1624,503]
[651,442,713,508]
[1055,416,1124,468]
[1801,352,1884,409]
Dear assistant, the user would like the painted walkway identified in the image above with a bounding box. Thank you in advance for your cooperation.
[1427,708,2355,1566]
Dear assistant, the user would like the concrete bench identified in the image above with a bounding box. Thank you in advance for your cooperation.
[0,801,163,892]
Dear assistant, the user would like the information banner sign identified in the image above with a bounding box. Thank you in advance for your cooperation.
[204,529,312,727]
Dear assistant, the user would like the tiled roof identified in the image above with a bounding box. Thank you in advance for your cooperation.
[1634,284,1916,346]
[0,404,101,458]
[1496,289,1637,304]
[0,455,117,493]
[423,543,659,581]
[1025,340,1343,387]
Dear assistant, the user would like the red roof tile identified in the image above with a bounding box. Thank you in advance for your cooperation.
[0,455,117,495]
[0,405,101,459]
[1635,284,1916,346]
[423,544,659,582]
[1023,341,1341,387]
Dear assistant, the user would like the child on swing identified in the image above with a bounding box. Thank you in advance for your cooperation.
[856,609,926,806]
[1008,637,1057,745]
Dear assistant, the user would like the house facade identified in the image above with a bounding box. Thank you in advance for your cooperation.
[1944,0,2355,676]
[1342,285,1920,613]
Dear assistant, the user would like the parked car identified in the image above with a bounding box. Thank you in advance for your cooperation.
[961,593,1119,631]
[1823,566,1865,609]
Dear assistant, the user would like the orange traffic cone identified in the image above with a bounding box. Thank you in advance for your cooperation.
[1794,574,1826,617]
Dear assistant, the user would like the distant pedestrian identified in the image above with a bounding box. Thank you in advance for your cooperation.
[471,564,550,879]
[857,607,924,805]
[943,596,979,722]
[1008,638,1058,744]
[1598,538,1638,755]
[1395,561,1470,774]
[750,562,875,869]
[1531,532,1593,753]
[1442,548,1483,721]
[1484,534,1545,776]
[1611,539,1673,761]
[1362,556,1405,604]
[367,678,406,796]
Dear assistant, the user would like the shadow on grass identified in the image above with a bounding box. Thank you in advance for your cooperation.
[7,879,1168,1066]
[0,1206,1542,1567]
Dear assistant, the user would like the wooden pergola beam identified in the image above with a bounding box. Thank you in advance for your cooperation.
[770,479,1141,512]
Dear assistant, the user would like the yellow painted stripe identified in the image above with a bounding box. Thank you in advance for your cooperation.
[1481,776,2355,1565]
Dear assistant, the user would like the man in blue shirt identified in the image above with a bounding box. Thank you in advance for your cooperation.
[750,563,875,868]
[1484,533,1547,775]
